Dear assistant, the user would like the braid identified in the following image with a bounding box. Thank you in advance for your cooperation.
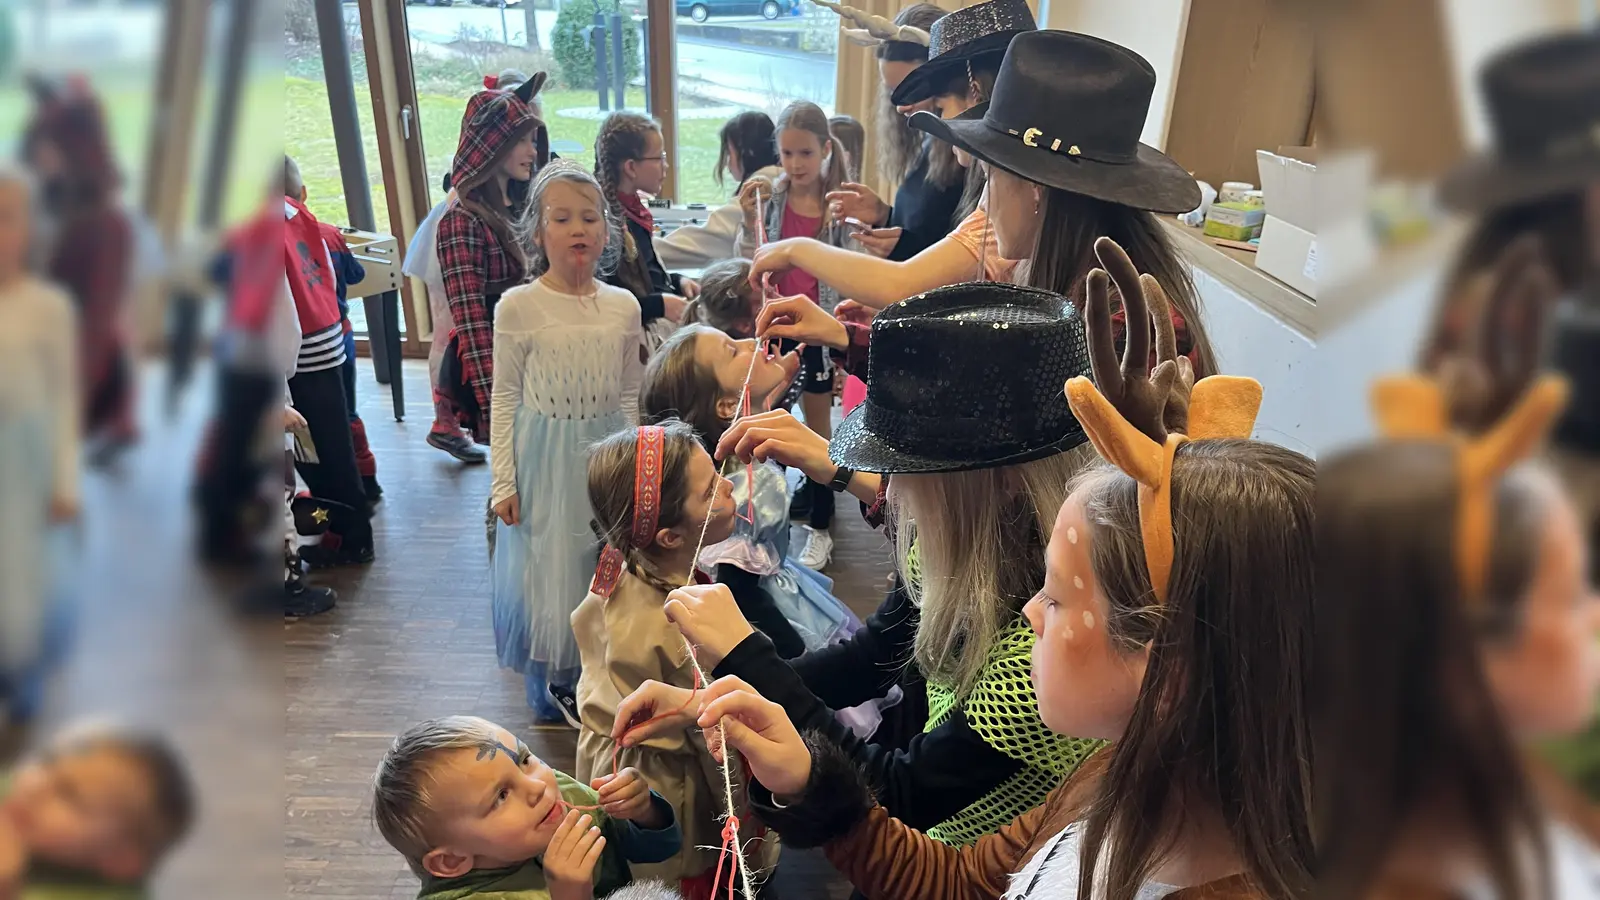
[624,549,681,596]
[594,112,659,266]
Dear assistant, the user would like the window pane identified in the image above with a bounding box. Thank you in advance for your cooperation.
[670,0,838,205]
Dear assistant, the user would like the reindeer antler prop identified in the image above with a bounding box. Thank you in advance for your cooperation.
[1065,238,1262,603]
[1373,234,1570,600]
[809,0,931,47]
[1371,375,1569,601]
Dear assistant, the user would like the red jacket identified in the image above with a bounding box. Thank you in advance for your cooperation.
[284,197,342,337]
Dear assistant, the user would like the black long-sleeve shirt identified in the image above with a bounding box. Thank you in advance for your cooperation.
[886,137,967,263]
[606,215,679,325]
[712,579,1022,832]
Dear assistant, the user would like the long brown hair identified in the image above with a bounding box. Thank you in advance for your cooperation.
[1024,190,1218,377]
[593,111,661,298]
[587,421,701,594]
[773,101,847,241]
[1072,439,1315,900]
[640,326,733,452]
[828,115,866,183]
[1316,443,1551,900]
[874,3,947,188]
[680,259,756,338]
[929,60,998,222]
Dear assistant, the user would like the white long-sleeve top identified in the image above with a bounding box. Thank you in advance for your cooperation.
[652,166,783,272]
[0,276,80,507]
[488,277,644,506]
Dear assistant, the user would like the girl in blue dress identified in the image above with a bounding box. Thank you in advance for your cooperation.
[489,160,644,723]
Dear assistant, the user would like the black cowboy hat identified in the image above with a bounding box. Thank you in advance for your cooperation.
[1439,30,1600,213]
[829,282,1091,474]
[910,30,1200,215]
[889,0,1036,107]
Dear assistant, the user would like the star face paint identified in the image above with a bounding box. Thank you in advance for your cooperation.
[1024,493,1148,741]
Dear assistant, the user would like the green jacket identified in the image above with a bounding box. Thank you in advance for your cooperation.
[417,772,680,900]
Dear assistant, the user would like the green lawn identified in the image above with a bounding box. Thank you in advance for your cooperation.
[286,74,736,237]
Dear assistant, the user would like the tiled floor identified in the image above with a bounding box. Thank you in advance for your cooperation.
[286,358,894,898]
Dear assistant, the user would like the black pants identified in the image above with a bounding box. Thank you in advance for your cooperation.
[197,367,278,558]
[288,366,373,552]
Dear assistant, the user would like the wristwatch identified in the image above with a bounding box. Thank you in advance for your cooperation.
[827,465,855,493]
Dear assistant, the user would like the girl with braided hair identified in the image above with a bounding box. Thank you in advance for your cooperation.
[592,112,696,351]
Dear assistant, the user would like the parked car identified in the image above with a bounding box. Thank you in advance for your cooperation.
[676,0,796,22]
[406,0,456,6]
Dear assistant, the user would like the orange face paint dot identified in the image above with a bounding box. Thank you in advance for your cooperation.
[1082,610,1095,629]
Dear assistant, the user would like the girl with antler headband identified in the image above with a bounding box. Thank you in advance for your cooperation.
[614,239,1317,900]
[1317,239,1600,899]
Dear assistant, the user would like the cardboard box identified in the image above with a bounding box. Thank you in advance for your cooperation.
[1255,146,1318,298]
[1202,201,1265,241]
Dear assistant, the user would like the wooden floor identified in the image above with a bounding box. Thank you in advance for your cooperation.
[285,358,894,898]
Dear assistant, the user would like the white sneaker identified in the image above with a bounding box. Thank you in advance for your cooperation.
[798,526,834,571]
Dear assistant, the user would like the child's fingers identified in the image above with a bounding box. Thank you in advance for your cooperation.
[579,833,607,875]
[589,773,615,792]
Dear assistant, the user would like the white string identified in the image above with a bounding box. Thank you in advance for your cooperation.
[671,182,777,897]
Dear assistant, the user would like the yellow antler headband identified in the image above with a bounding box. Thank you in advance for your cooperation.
[1065,376,1263,604]
[1371,374,1569,600]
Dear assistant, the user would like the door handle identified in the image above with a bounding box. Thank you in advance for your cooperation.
[402,105,413,140]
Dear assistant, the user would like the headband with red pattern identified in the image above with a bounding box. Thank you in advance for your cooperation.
[591,426,666,597]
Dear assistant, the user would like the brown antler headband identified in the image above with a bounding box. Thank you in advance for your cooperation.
[1064,375,1264,604]
[809,0,931,46]
[1371,374,1569,600]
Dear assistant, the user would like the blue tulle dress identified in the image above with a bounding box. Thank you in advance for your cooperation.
[699,459,893,738]
[487,278,645,721]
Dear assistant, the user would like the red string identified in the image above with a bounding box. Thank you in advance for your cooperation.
[708,814,742,900]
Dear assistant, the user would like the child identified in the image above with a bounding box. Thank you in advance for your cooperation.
[490,161,645,724]
[735,100,860,571]
[284,155,383,508]
[0,722,195,897]
[372,716,681,900]
[571,422,779,897]
[593,112,695,350]
[0,165,78,729]
[653,111,781,272]
[827,115,865,184]
[283,187,376,568]
[678,260,756,339]
[640,241,1317,899]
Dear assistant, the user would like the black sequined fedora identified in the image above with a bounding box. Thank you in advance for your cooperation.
[910,30,1201,214]
[1439,30,1600,212]
[829,282,1091,475]
[889,0,1036,107]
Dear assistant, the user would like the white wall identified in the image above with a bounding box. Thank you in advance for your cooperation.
[1041,0,1191,149]
[1194,262,1442,458]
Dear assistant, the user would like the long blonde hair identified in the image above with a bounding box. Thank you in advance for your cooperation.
[893,445,1094,698]
[773,101,846,241]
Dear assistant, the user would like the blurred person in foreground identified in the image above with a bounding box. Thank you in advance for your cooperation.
[1318,239,1600,899]
[21,75,135,467]
[1422,29,1600,800]
[0,164,78,738]
[0,722,195,899]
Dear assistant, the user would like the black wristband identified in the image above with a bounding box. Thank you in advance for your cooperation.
[828,465,855,493]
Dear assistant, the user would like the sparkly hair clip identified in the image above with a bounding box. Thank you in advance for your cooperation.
[809,0,931,47]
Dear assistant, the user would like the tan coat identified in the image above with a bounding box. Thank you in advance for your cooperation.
[571,569,780,884]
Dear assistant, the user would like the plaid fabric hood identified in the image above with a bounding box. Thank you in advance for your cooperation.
[450,79,545,196]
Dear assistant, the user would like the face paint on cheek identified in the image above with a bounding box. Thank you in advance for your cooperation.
[1067,527,1079,545]
[1082,610,1095,630]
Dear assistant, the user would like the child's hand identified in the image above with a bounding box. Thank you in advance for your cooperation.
[738,177,773,225]
[679,277,701,299]
[662,294,689,323]
[283,405,307,432]
[613,679,699,746]
[850,226,903,259]
[696,676,813,799]
[493,493,521,526]
[591,767,662,827]
[544,810,605,900]
[825,182,889,229]
[749,240,801,284]
[662,584,755,668]
[754,295,848,351]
